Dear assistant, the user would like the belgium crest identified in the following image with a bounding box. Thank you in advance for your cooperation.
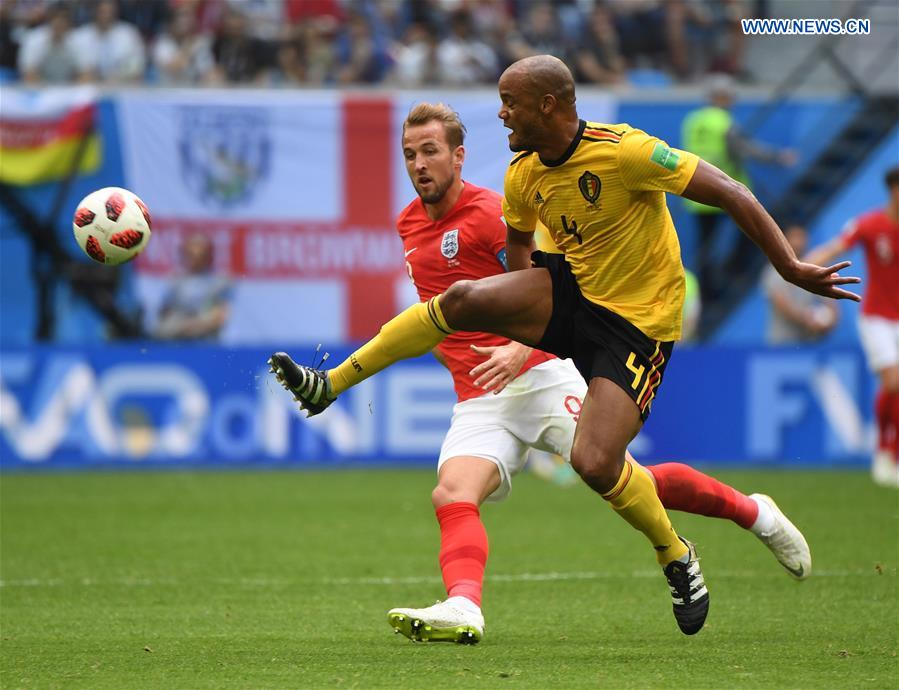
[578,171,601,204]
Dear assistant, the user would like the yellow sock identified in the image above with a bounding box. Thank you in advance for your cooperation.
[602,460,689,566]
[328,297,453,395]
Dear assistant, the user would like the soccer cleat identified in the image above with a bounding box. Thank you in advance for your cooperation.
[750,493,812,580]
[871,451,899,488]
[663,538,709,635]
[268,351,334,416]
[387,600,484,644]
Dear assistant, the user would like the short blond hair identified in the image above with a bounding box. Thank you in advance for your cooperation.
[403,102,466,149]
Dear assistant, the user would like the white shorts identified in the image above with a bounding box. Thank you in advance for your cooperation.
[858,315,899,372]
[438,358,586,502]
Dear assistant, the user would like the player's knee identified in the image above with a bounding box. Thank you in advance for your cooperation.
[440,280,479,330]
[431,482,460,508]
[569,444,622,493]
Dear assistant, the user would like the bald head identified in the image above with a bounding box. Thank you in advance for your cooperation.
[497,54,581,157]
[500,55,576,109]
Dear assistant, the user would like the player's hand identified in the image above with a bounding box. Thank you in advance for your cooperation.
[783,260,861,302]
[470,342,531,394]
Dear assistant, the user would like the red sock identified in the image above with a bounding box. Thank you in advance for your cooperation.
[648,462,758,529]
[875,389,892,453]
[436,502,488,607]
[888,391,899,461]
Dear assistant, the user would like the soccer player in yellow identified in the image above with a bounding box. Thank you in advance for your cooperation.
[270,55,860,636]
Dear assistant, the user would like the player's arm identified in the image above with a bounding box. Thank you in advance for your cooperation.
[681,161,860,301]
[505,224,537,272]
[502,163,538,272]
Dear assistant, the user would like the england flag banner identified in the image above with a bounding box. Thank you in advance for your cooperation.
[118,90,405,344]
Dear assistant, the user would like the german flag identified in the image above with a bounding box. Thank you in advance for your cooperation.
[0,87,101,185]
[583,127,622,144]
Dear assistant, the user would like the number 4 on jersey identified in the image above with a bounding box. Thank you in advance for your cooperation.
[625,352,645,389]
[560,215,582,244]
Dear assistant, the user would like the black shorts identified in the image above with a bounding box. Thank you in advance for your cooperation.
[532,251,674,422]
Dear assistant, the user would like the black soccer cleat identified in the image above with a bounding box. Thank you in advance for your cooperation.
[268,351,335,417]
[663,538,709,635]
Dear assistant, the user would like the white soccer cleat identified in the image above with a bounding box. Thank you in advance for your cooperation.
[871,451,899,488]
[387,599,484,644]
[750,493,812,580]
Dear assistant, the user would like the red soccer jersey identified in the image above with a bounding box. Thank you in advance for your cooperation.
[397,182,554,401]
[841,209,899,319]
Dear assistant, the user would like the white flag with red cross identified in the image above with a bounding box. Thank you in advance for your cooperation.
[118,89,615,344]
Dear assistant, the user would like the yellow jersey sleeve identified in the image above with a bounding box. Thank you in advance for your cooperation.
[501,158,538,232]
[617,128,699,195]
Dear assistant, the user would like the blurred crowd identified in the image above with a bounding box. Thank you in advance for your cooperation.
[0,0,761,88]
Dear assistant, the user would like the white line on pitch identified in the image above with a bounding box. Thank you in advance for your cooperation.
[0,569,889,588]
[322,569,884,585]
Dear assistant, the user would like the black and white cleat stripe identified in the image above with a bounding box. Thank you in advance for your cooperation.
[267,351,335,417]
[663,538,710,635]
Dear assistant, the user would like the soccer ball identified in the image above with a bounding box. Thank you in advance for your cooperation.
[72,187,152,265]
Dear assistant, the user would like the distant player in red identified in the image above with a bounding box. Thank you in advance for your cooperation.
[808,167,899,487]
[298,102,808,644]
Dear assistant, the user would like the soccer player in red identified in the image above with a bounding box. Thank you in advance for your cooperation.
[275,102,812,644]
[807,167,899,487]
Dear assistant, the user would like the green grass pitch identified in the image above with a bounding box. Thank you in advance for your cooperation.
[1,468,896,689]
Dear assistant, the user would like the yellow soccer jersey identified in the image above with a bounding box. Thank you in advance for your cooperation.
[534,220,561,253]
[502,121,699,341]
